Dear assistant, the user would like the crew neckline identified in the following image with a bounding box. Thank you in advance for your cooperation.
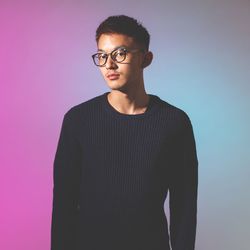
[102,91,160,119]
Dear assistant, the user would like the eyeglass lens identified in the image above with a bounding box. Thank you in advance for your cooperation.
[93,48,127,66]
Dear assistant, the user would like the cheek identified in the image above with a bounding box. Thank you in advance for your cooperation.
[126,63,141,76]
[121,63,135,74]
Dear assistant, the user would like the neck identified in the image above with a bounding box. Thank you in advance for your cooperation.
[107,88,150,115]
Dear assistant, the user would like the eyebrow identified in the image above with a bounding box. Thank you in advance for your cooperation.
[97,45,127,53]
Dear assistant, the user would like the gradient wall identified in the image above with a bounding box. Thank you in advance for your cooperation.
[1,1,249,249]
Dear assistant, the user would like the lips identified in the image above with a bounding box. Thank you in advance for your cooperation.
[106,73,120,80]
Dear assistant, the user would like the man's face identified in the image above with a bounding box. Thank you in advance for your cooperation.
[96,33,145,92]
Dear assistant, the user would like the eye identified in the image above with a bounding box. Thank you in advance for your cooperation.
[115,49,126,57]
[113,49,127,62]
[97,53,108,59]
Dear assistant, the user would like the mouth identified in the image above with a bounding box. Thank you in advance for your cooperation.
[106,73,120,80]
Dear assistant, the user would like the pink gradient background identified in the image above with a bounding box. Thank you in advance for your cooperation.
[1,1,249,250]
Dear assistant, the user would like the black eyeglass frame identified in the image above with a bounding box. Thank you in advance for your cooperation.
[91,46,145,67]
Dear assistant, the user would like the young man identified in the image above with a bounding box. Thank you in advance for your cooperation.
[51,15,198,250]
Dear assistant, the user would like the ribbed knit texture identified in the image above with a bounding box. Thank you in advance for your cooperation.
[51,91,198,250]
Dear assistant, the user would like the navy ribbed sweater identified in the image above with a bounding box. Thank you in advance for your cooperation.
[51,91,198,250]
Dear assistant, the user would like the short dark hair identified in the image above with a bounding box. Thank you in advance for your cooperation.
[95,15,150,51]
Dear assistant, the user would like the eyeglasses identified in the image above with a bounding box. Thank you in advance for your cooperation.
[91,46,144,67]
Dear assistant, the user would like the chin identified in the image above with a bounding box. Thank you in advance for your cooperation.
[107,81,126,90]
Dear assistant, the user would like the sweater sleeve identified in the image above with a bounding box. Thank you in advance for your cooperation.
[169,114,198,250]
[51,110,82,250]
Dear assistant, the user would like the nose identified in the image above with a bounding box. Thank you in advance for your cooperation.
[105,55,118,69]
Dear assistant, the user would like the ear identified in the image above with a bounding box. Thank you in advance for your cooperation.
[142,51,153,68]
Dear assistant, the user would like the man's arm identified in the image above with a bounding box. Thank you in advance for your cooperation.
[169,114,198,250]
[51,110,82,250]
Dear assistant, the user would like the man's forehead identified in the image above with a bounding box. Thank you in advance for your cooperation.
[97,33,136,51]
[97,45,127,53]
[98,33,134,41]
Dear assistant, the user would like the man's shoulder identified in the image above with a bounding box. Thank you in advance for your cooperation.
[155,97,195,138]
[64,92,105,117]
[157,96,191,123]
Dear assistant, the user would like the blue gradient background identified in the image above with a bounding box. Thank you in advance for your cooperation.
[1,1,249,249]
